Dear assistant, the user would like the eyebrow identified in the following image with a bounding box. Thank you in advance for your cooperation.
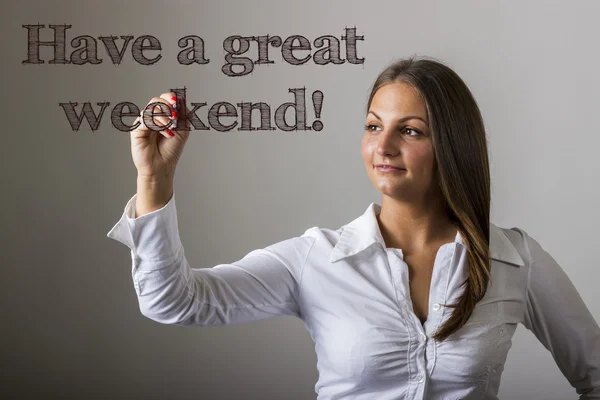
[368,111,429,127]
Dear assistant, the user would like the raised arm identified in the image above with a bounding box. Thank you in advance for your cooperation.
[107,192,317,326]
[520,230,600,399]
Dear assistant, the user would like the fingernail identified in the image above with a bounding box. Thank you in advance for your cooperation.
[167,130,175,137]
[171,110,178,119]
[170,96,177,105]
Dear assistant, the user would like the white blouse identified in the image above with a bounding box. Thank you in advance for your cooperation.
[107,192,600,399]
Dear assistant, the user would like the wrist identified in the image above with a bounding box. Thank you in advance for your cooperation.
[137,169,174,184]
[136,175,174,217]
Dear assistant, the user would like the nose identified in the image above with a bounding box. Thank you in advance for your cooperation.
[376,129,400,157]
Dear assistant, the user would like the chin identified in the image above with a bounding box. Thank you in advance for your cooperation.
[374,184,403,197]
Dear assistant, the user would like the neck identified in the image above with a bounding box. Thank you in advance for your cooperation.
[376,194,456,252]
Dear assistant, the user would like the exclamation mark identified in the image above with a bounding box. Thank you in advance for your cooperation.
[312,90,324,131]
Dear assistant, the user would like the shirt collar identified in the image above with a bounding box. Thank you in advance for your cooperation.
[329,202,525,267]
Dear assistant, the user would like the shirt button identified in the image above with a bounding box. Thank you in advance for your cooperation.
[421,333,427,342]
[432,303,441,311]
[417,375,424,383]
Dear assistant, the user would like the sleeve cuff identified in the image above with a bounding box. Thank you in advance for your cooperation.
[106,192,183,263]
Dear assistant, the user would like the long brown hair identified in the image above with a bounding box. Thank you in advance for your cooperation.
[366,55,491,342]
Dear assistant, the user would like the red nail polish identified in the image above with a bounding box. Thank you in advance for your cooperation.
[167,130,175,137]
[170,96,177,104]
[171,110,177,118]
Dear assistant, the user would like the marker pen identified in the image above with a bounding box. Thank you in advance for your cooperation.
[170,94,178,131]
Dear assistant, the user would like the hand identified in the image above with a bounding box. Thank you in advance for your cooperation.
[130,92,191,181]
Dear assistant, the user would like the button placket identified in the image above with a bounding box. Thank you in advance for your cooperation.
[387,248,429,393]
[426,244,459,337]
[385,248,411,319]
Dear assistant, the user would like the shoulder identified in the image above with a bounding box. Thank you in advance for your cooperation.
[491,222,528,244]
[301,225,345,246]
[491,223,555,270]
[490,222,531,267]
[259,225,343,263]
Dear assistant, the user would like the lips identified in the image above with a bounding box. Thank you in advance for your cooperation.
[375,164,405,170]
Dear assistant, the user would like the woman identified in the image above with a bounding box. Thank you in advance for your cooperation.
[107,56,600,399]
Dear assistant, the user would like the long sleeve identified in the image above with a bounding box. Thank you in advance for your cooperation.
[106,192,317,326]
[521,230,600,399]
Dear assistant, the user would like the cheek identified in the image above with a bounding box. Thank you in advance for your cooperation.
[360,137,372,160]
[406,147,434,172]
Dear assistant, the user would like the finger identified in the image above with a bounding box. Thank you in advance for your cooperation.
[132,112,173,140]
[159,92,183,133]
[139,97,177,138]
[160,92,190,133]
[160,91,178,106]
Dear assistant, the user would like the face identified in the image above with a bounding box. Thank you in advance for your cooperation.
[361,82,437,201]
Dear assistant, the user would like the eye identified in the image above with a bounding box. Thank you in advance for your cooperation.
[364,124,423,137]
[402,127,422,136]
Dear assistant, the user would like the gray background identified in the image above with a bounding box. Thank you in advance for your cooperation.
[2,0,599,399]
